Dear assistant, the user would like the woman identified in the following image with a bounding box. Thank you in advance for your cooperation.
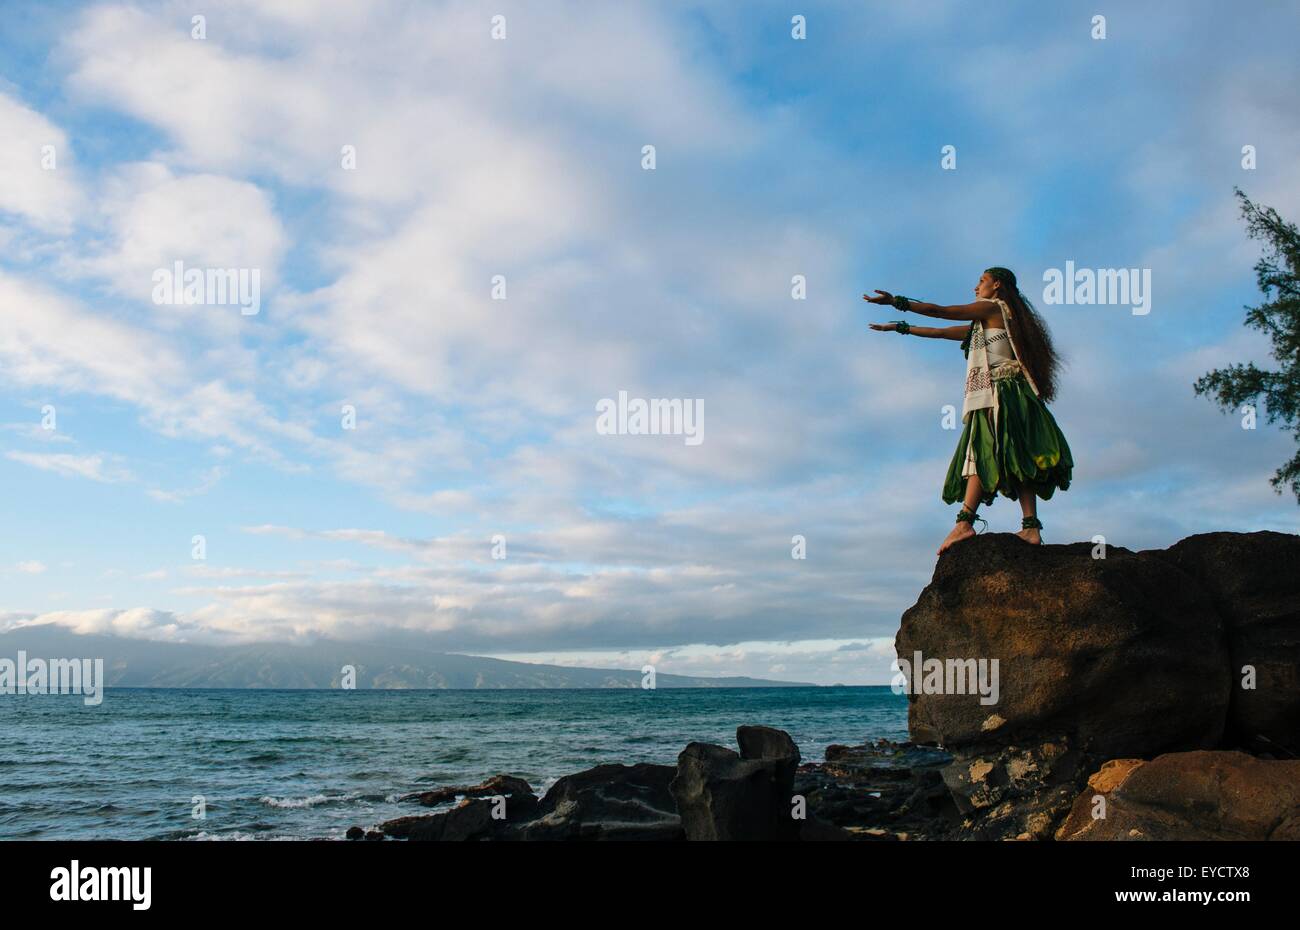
[863,267,1073,555]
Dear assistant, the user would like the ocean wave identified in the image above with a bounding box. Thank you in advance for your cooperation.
[184,830,304,841]
[259,793,347,809]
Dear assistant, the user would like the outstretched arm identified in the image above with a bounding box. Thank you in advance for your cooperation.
[863,290,996,322]
[868,322,968,340]
[901,300,993,321]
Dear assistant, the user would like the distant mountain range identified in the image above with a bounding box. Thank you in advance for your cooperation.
[0,625,810,689]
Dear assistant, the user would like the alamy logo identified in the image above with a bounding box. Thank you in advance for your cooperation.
[0,651,105,706]
[891,650,1000,705]
[1042,261,1151,315]
[596,390,703,445]
[50,860,151,910]
[151,260,261,315]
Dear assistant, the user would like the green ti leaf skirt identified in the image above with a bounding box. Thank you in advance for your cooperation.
[942,370,1074,506]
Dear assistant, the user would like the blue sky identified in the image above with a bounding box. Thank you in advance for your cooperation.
[1,0,1297,685]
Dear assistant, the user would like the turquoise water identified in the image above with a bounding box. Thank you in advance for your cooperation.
[0,686,908,840]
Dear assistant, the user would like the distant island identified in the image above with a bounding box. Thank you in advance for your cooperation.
[0,625,811,689]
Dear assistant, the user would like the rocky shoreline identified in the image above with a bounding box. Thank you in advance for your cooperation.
[346,531,1300,841]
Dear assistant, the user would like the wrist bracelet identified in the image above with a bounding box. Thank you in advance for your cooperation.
[891,294,912,312]
[894,320,911,335]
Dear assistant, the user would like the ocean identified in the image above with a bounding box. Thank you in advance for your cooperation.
[0,686,909,840]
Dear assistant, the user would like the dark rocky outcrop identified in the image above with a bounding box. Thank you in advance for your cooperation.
[896,533,1231,758]
[376,762,679,841]
[892,529,1300,841]
[399,774,536,808]
[1158,532,1300,756]
[796,739,957,840]
[347,531,1298,842]
[670,725,802,840]
[935,737,1095,840]
[516,763,681,840]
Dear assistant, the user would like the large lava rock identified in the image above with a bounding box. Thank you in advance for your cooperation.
[670,725,802,840]
[1055,750,1300,840]
[1157,531,1300,756]
[896,533,1230,758]
[380,763,680,841]
[516,763,682,840]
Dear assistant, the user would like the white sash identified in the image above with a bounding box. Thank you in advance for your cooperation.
[961,317,996,423]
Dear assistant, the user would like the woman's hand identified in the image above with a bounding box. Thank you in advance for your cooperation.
[863,290,894,305]
[867,322,898,332]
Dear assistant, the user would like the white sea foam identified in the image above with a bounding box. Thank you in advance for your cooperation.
[259,793,341,809]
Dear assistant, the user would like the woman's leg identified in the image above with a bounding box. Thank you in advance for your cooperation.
[938,473,984,554]
[1016,480,1041,544]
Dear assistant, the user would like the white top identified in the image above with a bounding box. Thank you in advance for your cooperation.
[975,297,1042,397]
[985,328,1014,366]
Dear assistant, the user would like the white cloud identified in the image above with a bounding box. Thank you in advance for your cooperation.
[0,0,1291,663]
[11,608,187,640]
[0,271,186,401]
[0,91,81,232]
[147,465,227,503]
[74,162,286,307]
[5,451,132,483]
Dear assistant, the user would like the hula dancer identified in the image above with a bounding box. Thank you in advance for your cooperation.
[864,267,1074,555]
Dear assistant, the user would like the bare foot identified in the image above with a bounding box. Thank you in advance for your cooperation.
[938,521,976,555]
[1016,527,1041,545]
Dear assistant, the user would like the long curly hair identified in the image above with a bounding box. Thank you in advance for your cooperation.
[986,267,1065,404]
